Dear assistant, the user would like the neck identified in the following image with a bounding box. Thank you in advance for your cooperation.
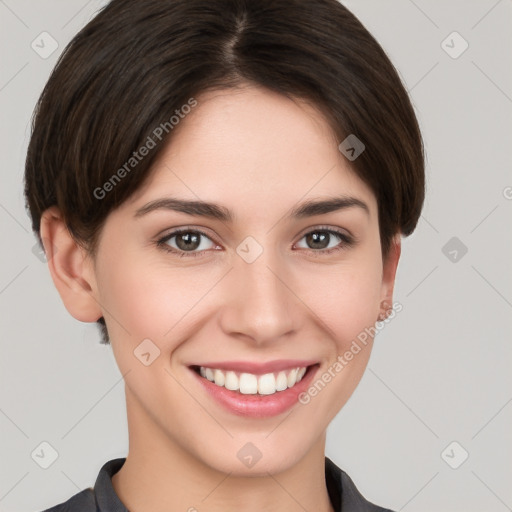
[111,387,335,512]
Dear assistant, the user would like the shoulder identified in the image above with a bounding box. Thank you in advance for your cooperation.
[325,456,395,512]
[35,458,126,512]
[37,488,96,512]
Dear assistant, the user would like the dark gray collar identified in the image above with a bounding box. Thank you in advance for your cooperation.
[48,456,394,512]
[325,456,394,511]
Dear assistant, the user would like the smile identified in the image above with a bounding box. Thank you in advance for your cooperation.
[188,360,320,417]
[192,365,308,395]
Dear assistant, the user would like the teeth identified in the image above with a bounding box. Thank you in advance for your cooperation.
[213,369,225,387]
[276,371,288,391]
[225,371,239,391]
[287,368,298,387]
[204,367,214,382]
[196,365,309,395]
[258,373,276,395]
[239,373,258,394]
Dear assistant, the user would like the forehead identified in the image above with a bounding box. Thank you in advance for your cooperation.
[124,85,377,219]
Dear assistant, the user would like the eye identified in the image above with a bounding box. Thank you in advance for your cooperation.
[295,227,354,254]
[156,228,217,258]
[156,226,355,258]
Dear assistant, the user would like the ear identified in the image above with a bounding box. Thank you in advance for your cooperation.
[378,234,401,321]
[39,206,103,323]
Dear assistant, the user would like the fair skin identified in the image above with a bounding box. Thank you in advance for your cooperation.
[40,85,400,512]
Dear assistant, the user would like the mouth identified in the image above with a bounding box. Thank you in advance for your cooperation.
[188,362,320,417]
[189,363,317,395]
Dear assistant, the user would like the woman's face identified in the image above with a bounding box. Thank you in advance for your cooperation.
[80,85,400,475]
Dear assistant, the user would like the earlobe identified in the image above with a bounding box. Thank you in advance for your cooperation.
[39,206,103,323]
[378,234,401,321]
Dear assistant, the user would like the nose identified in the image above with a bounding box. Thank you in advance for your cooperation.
[218,249,304,346]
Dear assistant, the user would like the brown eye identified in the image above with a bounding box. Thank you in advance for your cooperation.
[304,231,331,250]
[295,228,354,254]
[157,229,216,257]
[174,232,201,251]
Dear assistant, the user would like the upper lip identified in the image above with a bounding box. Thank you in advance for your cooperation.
[189,359,319,375]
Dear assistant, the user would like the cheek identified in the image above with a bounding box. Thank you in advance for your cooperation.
[96,251,225,352]
[96,257,208,405]
[296,259,383,417]
[299,257,383,350]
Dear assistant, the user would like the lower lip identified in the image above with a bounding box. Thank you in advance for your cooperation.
[189,364,320,418]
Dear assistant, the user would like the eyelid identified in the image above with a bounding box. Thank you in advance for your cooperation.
[295,223,353,242]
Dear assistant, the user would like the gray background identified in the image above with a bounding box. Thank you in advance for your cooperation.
[1,1,511,511]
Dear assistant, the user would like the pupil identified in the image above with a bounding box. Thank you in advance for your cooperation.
[177,232,200,251]
[307,231,329,249]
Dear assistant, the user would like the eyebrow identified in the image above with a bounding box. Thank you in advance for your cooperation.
[133,195,369,222]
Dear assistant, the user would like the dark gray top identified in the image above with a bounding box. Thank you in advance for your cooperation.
[40,457,394,511]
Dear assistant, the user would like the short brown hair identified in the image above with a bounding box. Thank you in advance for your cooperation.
[24,0,425,344]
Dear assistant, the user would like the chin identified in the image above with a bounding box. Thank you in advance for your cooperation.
[195,436,313,477]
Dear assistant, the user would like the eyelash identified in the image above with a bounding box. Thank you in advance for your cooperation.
[155,226,355,258]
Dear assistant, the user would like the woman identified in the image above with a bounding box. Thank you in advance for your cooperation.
[25,0,424,510]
